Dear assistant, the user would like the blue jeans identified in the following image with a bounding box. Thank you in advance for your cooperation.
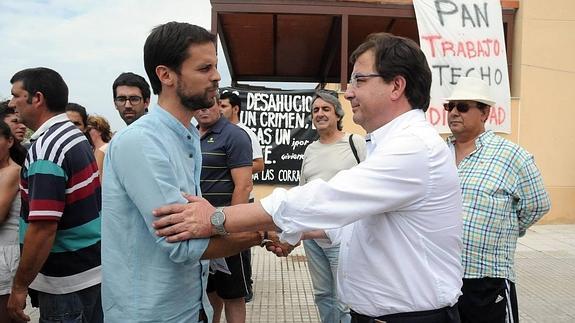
[37,284,103,323]
[304,240,351,323]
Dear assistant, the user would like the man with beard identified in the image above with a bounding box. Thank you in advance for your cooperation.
[101,22,270,322]
[112,72,151,125]
[94,73,152,177]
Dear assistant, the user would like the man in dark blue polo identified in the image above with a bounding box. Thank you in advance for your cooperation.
[194,99,253,323]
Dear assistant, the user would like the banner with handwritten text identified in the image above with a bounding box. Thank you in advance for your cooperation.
[414,0,511,133]
[221,88,317,185]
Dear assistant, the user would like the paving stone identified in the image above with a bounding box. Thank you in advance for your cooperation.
[24,224,575,322]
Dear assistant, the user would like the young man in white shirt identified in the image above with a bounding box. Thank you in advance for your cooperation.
[219,91,264,175]
[219,90,265,304]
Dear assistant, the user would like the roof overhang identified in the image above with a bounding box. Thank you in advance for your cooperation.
[210,0,519,89]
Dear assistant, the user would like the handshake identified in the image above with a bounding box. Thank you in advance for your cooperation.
[151,194,302,258]
[259,231,300,257]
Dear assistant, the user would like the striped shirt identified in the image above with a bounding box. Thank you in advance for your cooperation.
[20,113,101,294]
[447,130,551,281]
[200,117,252,207]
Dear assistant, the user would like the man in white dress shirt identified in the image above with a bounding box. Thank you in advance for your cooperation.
[153,32,464,323]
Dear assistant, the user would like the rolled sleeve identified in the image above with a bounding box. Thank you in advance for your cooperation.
[260,188,302,244]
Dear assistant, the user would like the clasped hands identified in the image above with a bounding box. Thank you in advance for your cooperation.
[152,194,298,257]
[261,231,300,257]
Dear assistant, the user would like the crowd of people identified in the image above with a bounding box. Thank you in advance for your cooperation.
[0,21,551,323]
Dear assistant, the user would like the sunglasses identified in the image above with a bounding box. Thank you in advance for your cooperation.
[443,102,473,113]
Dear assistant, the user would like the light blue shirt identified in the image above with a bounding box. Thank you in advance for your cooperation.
[102,105,212,322]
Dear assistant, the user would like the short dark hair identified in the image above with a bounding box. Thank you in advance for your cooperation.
[0,100,16,120]
[10,67,69,113]
[219,91,242,118]
[112,72,151,101]
[144,22,216,95]
[65,102,88,127]
[350,33,432,111]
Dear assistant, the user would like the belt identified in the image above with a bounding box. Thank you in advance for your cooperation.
[351,304,459,323]
[198,308,208,322]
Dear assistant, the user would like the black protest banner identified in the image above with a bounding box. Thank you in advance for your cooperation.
[221,88,317,185]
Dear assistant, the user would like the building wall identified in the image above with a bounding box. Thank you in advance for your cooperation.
[254,0,575,223]
[510,0,575,223]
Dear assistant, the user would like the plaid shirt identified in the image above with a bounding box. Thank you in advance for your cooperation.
[448,130,551,281]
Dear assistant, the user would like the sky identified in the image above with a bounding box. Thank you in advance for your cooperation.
[0,0,314,132]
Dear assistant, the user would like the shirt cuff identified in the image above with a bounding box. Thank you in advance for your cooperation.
[260,188,303,245]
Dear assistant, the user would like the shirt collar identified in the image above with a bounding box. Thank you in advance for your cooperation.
[201,116,227,136]
[475,130,494,147]
[30,113,70,141]
[150,104,197,137]
[368,109,426,149]
[447,129,494,148]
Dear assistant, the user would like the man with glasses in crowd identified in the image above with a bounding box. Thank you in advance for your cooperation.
[444,76,551,323]
[112,72,151,125]
[93,72,152,177]
[153,32,464,323]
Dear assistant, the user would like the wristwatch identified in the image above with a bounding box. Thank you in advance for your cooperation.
[211,207,228,236]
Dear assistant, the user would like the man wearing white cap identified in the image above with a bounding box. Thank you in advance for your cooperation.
[444,77,551,323]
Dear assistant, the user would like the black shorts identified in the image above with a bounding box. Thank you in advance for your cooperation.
[459,277,518,323]
[206,250,251,299]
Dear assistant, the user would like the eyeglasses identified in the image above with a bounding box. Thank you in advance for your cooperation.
[348,73,383,88]
[114,96,143,106]
[443,102,473,113]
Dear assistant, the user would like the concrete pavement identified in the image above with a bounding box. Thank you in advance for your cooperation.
[246,224,575,322]
[25,224,575,322]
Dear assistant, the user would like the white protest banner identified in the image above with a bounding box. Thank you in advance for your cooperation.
[414,0,511,133]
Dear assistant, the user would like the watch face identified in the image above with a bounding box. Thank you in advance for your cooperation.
[211,210,225,226]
